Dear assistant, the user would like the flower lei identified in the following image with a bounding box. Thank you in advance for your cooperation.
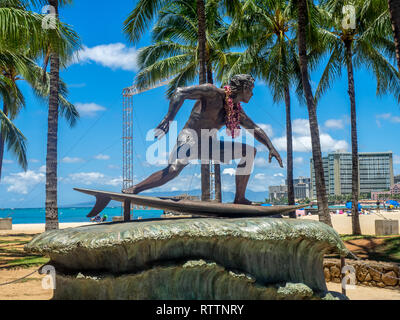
[224,85,242,138]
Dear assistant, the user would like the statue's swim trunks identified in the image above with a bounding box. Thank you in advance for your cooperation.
[168,129,253,167]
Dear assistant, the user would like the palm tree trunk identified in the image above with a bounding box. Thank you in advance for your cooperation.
[297,0,332,227]
[285,85,295,218]
[45,0,60,231]
[345,41,361,235]
[389,0,400,71]
[207,59,222,203]
[197,0,207,85]
[0,103,8,183]
[197,0,210,201]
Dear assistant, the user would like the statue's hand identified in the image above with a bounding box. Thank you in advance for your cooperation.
[269,149,284,168]
[154,119,170,140]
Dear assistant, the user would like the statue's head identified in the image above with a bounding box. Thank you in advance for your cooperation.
[228,74,255,103]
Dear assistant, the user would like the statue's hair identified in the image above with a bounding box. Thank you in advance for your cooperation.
[228,74,255,92]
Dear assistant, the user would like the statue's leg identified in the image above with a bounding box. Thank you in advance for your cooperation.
[215,141,257,205]
[123,141,190,195]
[122,163,187,194]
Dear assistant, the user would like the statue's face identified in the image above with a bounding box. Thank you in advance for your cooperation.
[241,85,254,103]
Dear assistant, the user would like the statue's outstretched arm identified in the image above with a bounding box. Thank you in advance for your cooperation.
[240,112,284,168]
[155,84,219,139]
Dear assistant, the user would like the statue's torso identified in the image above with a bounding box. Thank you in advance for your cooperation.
[184,90,227,133]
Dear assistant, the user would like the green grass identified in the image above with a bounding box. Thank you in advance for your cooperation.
[374,237,400,262]
[338,235,400,263]
[340,235,376,241]
[0,235,48,269]
[1,256,50,269]
[340,234,400,241]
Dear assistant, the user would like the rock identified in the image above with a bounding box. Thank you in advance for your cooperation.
[330,266,341,278]
[369,267,383,282]
[276,283,313,300]
[324,268,331,281]
[25,217,349,300]
[377,282,386,288]
[364,273,372,282]
[382,271,398,286]
[356,268,368,282]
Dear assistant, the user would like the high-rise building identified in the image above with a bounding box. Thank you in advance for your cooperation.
[268,185,288,201]
[310,151,394,199]
[286,177,311,199]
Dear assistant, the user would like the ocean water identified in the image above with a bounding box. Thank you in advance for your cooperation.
[0,207,164,224]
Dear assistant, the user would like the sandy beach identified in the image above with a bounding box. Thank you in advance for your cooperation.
[299,210,400,235]
[0,222,92,235]
[0,267,399,300]
[2,210,400,235]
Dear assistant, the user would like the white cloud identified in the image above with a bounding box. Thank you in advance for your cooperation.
[67,172,122,187]
[254,157,268,167]
[377,113,392,120]
[3,159,13,164]
[3,170,45,194]
[94,154,110,161]
[274,173,284,177]
[292,119,311,136]
[257,124,274,137]
[325,119,344,130]
[272,118,349,153]
[376,113,400,124]
[75,43,138,71]
[255,173,267,180]
[223,168,236,176]
[394,155,400,165]
[143,174,201,193]
[75,103,106,117]
[294,157,304,165]
[62,157,84,164]
[29,159,40,163]
[39,165,46,173]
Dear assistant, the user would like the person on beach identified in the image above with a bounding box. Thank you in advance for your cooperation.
[123,74,283,205]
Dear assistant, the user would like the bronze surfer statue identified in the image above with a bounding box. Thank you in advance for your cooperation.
[123,74,283,205]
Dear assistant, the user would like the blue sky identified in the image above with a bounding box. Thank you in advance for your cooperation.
[1,0,400,208]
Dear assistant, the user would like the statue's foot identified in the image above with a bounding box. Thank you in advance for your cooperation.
[122,186,138,194]
[234,198,254,206]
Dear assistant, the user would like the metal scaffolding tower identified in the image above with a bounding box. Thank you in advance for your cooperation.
[122,88,134,191]
[122,81,170,191]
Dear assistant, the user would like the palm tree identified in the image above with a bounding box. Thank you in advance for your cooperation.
[133,0,234,202]
[0,0,47,180]
[31,0,80,231]
[0,76,27,181]
[388,0,400,71]
[124,0,240,202]
[222,0,305,217]
[0,0,78,183]
[317,0,399,234]
[135,1,230,93]
[296,0,332,227]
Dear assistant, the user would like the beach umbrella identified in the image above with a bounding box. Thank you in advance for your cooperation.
[346,202,362,211]
[387,200,399,207]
